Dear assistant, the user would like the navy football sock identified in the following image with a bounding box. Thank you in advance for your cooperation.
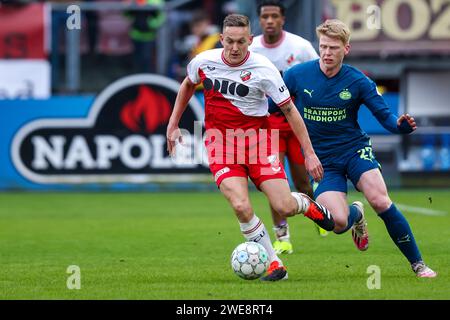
[335,204,362,234]
[378,204,422,264]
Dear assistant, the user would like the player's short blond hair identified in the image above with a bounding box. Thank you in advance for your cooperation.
[316,19,350,45]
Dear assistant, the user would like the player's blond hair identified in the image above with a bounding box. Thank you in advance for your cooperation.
[316,19,350,45]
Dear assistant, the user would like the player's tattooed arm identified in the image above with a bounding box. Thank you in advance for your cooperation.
[280,103,293,114]
[280,100,324,181]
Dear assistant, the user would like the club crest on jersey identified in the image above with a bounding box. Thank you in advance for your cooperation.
[240,70,252,82]
[286,54,295,65]
[339,89,352,100]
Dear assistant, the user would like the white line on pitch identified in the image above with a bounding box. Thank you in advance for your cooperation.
[395,204,447,216]
[347,197,447,216]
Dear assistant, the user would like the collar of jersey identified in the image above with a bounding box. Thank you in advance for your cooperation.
[316,59,345,80]
[221,50,251,67]
[261,30,286,48]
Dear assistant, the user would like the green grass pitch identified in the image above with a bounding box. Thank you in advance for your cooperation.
[0,189,448,299]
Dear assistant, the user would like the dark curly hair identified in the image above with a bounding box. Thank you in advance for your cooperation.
[257,0,285,16]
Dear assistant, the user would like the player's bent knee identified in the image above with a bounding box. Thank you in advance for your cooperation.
[231,200,253,218]
[271,199,296,217]
[368,196,391,213]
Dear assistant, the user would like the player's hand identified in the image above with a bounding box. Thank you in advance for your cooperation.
[166,124,183,156]
[397,113,417,132]
[305,153,324,182]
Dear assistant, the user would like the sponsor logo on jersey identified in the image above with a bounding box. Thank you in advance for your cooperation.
[339,89,352,100]
[203,77,250,97]
[303,107,347,122]
[304,89,314,98]
[240,70,252,82]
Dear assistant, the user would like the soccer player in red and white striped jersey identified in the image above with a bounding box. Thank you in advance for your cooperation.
[249,0,328,255]
[167,14,334,281]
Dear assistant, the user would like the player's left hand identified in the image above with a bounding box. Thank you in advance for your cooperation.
[397,113,417,132]
[305,153,324,182]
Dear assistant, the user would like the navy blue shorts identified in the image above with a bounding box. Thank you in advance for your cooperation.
[311,144,382,198]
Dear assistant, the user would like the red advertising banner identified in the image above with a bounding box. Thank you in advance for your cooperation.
[0,3,48,59]
[324,0,450,55]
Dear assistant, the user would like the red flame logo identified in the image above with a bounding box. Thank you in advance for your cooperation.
[120,85,171,133]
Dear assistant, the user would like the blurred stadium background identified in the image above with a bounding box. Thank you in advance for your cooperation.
[0,0,449,300]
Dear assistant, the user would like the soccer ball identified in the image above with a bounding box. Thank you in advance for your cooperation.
[231,242,269,280]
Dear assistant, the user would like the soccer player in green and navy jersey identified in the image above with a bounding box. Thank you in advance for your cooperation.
[275,19,436,277]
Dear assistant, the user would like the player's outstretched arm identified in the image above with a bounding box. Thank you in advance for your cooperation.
[279,100,324,181]
[362,78,417,134]
[166,77,197,156]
